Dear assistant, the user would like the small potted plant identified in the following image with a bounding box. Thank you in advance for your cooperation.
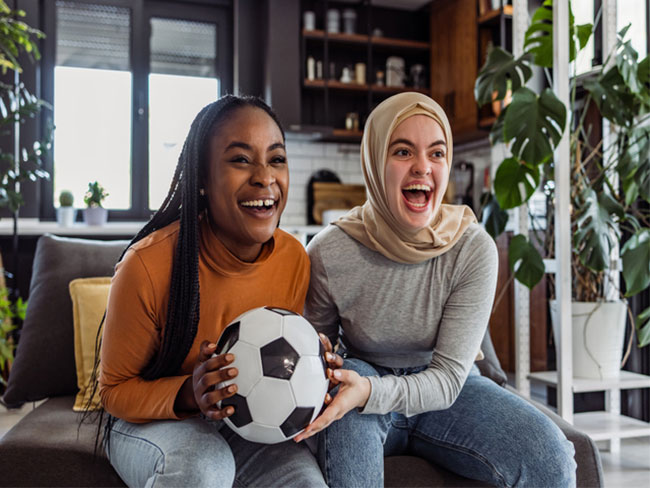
[83,181,109,226]
[56,190,76,227]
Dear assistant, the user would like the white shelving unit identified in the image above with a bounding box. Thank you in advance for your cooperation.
[528,371,650,447]
[511,0,649,454]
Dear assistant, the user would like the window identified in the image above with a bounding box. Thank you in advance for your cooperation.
[43,0,232,220]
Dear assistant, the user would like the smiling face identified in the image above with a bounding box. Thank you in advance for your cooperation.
[384,114,449,232]
[205,105,288,262]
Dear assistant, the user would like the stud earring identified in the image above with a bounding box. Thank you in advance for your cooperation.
[199,188,205,196]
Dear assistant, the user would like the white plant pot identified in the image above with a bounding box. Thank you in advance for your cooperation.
[56,207,77,227]
[550,300,627,380]
[83,207,108,226]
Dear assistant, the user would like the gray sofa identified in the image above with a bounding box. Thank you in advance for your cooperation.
[0,234,603,487]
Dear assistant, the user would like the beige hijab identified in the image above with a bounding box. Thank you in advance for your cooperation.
[334,92,476,264]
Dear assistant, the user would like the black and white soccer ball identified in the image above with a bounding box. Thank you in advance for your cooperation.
[215,306,329,444]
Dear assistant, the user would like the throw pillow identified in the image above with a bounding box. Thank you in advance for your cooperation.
[2,234,129,408]
[69,277,112,411]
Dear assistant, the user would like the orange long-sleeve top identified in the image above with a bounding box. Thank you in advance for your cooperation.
[99,217,310,423]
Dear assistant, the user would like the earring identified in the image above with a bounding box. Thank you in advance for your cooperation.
[199,188,205,196]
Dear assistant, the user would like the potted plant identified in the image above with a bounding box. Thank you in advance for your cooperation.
[83,181,109,226]
[56,190,76,226]
[475,0,649,379]
[0,286,26,390]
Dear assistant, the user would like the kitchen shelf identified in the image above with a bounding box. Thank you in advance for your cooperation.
[478,5,513,24]
[528,370,650,393]
[302,29,429,50]
[303,79,429,95]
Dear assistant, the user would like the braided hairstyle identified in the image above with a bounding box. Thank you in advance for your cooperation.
[120,94,285,380]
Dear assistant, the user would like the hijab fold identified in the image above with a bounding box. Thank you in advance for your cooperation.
[334,92,476,264]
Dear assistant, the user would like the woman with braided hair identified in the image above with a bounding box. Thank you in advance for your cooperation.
[98,95,330,487]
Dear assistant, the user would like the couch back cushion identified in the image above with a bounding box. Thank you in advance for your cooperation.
[2,234,129,407]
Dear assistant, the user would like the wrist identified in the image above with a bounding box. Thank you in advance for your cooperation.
[359,376,371,408]
[174,377,198,414]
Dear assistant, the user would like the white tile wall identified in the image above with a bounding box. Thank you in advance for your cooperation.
[283,140,363,226]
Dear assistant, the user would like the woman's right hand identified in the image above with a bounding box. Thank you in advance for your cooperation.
[190,340,239,420]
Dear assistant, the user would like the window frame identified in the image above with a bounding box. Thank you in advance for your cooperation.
[40,0,233,221]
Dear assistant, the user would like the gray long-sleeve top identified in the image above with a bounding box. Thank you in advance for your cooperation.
[304,223,498,417]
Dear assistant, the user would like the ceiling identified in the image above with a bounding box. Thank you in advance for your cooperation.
[336,0,431,11]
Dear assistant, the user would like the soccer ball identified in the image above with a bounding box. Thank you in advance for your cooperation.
[215,306,329,444]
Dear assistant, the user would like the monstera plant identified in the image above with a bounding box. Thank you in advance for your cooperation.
[475,0,650,351]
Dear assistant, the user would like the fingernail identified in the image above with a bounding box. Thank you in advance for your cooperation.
[325,352,333,361]
[225,354,234,361]
[228,368,237,377]
[228,385,236,393]
[319,333,326,341]
[333,370,341,378]
[227,407,234,415]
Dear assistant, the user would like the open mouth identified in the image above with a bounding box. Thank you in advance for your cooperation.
[239,198,278,217]
[401,184,432,211]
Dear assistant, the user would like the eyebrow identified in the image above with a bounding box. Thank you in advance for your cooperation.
[225,141,286,151]
[388,138,447,149]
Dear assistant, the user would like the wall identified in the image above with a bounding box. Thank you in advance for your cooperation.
[282,139,363,226]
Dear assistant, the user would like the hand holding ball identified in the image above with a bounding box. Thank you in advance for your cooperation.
[214,307,329,444]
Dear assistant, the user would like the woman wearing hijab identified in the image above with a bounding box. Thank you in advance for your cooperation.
[295,93,577,487]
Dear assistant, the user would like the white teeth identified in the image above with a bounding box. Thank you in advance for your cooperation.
[241,199,275,207]
[403,184,431,192]
[409,202,427,208]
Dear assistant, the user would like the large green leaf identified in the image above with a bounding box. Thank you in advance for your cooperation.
[523,0,592,68]
[584,66,637,127]
[621,228,650,296]
[503,87,566,166]
[636,306,650,348]
[489,109,506,145]
[617,37,642,94]
[479,191,508,239]
[573,189,623,272]
[508,234,545,289]
[493,157,541,209]
[474,47,532,106]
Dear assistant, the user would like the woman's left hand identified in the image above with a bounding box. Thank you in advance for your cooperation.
[293,368,371,443]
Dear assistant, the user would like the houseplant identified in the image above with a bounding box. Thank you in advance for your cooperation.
[83,181,109,225]
[0,0,49,388]
[475,0,650,377]
[56,190,75,226]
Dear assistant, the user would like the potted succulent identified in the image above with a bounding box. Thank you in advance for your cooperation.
[56,190,76,226]
[475,0,649,378]
[83,181,109,226]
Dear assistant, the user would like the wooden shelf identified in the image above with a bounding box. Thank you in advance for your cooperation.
[528,370,650,393]
[331,129,363,139]
[302,29,429,50]
[573,412,650,441]
[478,115,496,128]
[478,5,513,24]
[304,79,429,96]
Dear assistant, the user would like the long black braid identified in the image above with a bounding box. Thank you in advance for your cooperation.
[82,94,285,451]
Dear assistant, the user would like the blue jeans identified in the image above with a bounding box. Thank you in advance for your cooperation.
[107,415,326,487]
[319,358,577,488]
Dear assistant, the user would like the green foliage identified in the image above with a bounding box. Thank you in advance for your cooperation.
[508,234,545,289]
[58,190,74,207]
[0,1,50,214]
[0,287,26,386]
[84,181,109,208]
[0,0,44,74]
[474,0,650,347]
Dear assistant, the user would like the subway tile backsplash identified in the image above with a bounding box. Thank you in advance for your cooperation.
[284,140,363,226]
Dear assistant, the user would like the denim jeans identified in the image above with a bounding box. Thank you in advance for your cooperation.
[319,358,577,488]
[107,415,326,487]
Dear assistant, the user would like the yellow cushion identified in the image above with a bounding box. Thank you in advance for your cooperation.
[69,277,112,411]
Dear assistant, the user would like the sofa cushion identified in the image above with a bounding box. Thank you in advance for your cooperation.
[2,234,129,408]
[0,396,126,487]
[69,277,112,411]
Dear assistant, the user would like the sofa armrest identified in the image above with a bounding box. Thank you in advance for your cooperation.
[506,386,604,488]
